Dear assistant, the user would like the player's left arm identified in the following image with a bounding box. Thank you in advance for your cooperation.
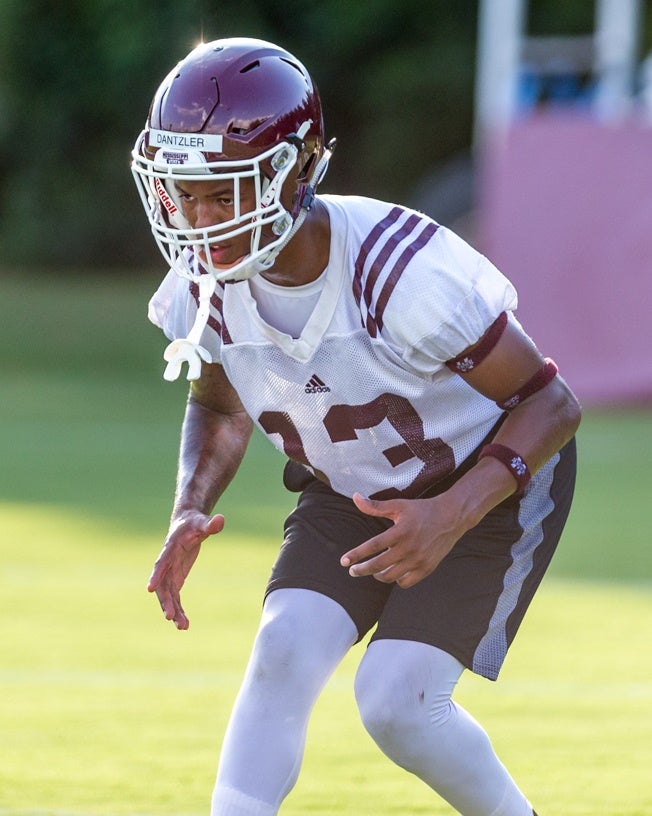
[461,315,581,467]
[342,316,582,587]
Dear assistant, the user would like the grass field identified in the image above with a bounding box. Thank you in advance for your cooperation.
[1,271,651,816]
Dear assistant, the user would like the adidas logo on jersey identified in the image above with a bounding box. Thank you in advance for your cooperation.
[305,374,331,393]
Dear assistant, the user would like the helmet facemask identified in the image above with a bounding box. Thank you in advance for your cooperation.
[131,127,311,283]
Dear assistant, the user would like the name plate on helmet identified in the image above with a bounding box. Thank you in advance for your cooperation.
[148,129,224,153]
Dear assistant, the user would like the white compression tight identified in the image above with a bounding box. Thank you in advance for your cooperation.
[211,588,533,816]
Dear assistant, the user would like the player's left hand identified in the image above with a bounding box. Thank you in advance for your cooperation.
[340,493,462,588]
[148,511,225,629]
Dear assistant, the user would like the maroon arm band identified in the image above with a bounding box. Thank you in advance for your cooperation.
[445,311,508,373]
[478,444,531,493]
[497,358,558,410]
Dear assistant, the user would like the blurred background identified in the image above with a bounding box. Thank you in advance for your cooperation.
[1,4,652,813]
[1,0,651,405]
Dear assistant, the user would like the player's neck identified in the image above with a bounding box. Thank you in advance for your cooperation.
[260,199,330,287]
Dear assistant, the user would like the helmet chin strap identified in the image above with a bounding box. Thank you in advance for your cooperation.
[239,136,337,277]
[162,137,336,382]
[227,134,336,281]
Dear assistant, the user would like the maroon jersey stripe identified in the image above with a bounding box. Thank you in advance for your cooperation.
[353,207,404,309]
[373,221,440,333]
[220,311,232,345]
[362,213,421,312]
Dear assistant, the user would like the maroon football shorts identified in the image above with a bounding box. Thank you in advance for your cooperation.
[266,438,576,680]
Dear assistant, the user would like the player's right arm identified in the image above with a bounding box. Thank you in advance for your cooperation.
[148,362,254,630]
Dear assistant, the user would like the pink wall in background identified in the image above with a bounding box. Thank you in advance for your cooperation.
[477,112,652,406]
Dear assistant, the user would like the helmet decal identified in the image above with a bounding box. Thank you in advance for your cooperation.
[148,128,223,153]
[154,178,179,218]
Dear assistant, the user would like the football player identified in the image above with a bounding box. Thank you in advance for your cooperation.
[132,37,580,816]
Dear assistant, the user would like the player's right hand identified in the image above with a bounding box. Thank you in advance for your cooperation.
[147,511,225,630]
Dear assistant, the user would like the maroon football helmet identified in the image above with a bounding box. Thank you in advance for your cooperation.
[132,38,332,282]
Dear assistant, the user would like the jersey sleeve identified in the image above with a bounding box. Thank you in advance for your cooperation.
[147,270,224,363]
[384,227,518,376]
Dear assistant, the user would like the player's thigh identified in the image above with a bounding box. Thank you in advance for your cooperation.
[266,476,393,642]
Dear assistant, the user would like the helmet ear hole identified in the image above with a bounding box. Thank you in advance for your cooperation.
[297,152,316,181]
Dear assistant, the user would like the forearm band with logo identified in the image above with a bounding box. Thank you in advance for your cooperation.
[478,443,531,494]
[497,358,558,410]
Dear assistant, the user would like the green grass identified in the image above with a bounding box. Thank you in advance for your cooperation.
[1,271,652,816]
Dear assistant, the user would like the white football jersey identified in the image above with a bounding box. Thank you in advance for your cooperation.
[149,195,518,499]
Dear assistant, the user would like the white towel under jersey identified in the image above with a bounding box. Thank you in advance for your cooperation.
[148,194,518,500]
